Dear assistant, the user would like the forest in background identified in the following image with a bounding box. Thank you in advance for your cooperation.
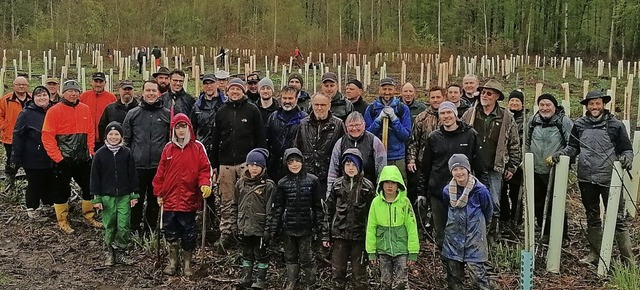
[1,0,640,60]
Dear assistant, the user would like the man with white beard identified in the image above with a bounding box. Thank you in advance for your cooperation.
[525,94,573,241]
[265,86,308,182]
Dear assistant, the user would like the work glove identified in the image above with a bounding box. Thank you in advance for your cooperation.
[414,195,428,208]
[382,107,397,121]
[376,110,387,121]
[620,156,633,171]
[201,185,212,198]
[54,158,72,176]
[262,231,272,245]
[547,152,562,165]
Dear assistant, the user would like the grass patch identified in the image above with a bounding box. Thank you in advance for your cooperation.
[610,261,640,290]
[492,242,523,270]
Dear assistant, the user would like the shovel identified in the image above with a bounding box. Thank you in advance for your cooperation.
[155,205,164,268]
[195,173,218,277]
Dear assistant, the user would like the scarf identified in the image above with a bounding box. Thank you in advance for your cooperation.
[448,175,476,208]
[105,142,123,155]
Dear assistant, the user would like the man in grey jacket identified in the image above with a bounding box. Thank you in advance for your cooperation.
[525,94,573,241]
[552,90,635,265]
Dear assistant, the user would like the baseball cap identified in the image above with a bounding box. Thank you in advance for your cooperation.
[45,77,60,84]
[246,73,260,84]
[321,72,338,83]
[118,80,134,89]
[380,78,396,86]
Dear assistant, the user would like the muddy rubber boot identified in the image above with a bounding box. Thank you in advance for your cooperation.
[182,250,193,276]
[615,230,636,266]
[251,263,268,289]
[164,242,179,275]
[487,218,498,246]
[284,264,300,290]
[104,247,115,266]
[53,203,75,234]
[302,264,317,288]
[238,260,253,287]
[81,200,103,228]
[580,226,602,266]
[115,249,134,265]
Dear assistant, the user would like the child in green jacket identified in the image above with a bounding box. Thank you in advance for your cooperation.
[365,165,419,290]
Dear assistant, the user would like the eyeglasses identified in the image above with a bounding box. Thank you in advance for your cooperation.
[13,83,28,86]
[347,123,364,129]
[481,90,494,97]
[171,79,185,83]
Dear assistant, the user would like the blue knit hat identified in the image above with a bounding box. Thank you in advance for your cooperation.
[246,148,269,168]
[342,153,362,173]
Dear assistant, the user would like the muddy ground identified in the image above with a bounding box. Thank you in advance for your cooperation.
[0,179,635,290]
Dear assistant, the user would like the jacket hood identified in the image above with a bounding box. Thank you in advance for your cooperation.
[376,165,407,202]
[28,86,51,110]
[341,148,363,176]
[283,148,304,173]
[170,113,194,148]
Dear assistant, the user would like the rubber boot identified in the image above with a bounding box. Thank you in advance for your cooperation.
[164,242,179,275]
[251,263,268,289]
[284,264,300,290]
[104,247,115,266]
[615,230,636,266]
[238,260,253,287]
[487,218,498,246]
[182,250,193,276]
[302,264,317,288]
[81,200,103,228]
[580,226,602,266]
[53,203,75,234]
[115,249,134,265]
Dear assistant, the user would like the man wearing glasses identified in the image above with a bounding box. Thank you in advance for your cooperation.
[0,76,31,182]
[161,69,195,117]
[461,79,521,245]
[80,72,117,151]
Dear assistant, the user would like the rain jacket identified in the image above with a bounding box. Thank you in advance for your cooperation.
[294,111,345,183]
[323,149,376,242]
[11,87,51,169]
[404,99,428,123]
[42,98,95,163]
[233,168,277,237]
[152,113,211,212]
[525,107,573,174]
[441,178,493,262]
[98,98,139,141]
[0,91,32,144]
[90,128,139,197]
[189,90,225,151]
[161,89,196,117]
[268,148,324,236]
[560,111,633,186]
[406,106,440,165]
[330,91,354,121]
[122,99,171,169]
[266,107,308,181]
[365,165,419,261]
[79,90,117,143]
[364,97,412,161]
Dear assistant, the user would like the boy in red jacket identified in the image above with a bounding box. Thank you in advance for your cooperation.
[153,113,212,276]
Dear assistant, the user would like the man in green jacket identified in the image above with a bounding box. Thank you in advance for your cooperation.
[366,165,419,290]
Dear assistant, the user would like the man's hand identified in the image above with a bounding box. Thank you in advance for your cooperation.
[369,259,378,266]
[201,185,212,198]
[504,170,514,181]
[157,197,163,206]
[407,163,417,173]
[322,241,332,248]
[620,156,633,171]
[414,196,428,208]
[93,203,103,210]
[130,199,138,208]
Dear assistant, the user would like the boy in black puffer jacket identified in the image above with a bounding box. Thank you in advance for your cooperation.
[232,148,276,289]
[91,121,139,266]
[268,148,323,290]
[322,148,376,290]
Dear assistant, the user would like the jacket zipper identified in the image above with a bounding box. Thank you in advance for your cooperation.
[113,153,119,195]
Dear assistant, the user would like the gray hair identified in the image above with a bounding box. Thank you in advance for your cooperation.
[463,74,478,81]
[311,92,330,102]
[345,111,365,124]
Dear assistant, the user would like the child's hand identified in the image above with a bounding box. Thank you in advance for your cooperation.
[93,203,103,210]
[369,259,378,266]
[130,199,138,208]
[322,241,331,248]
[157,197,163,206]
[407,260,415,266]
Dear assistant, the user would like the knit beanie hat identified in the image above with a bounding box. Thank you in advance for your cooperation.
[537,93,558,108]
[227,78,246,92]
[62,80,82,93]
[288,73,304,86]
[346,79,363,90]
[258,77,275,91]
[246,148,269,168]
[448,154,471,173]
[342,154,362,173]
[509,90,524,104]
[438,101,458,117]
[105,121,124,137]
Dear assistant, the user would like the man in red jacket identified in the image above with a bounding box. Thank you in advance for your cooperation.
[42,80,101,234]
[153,113,212,277]
[80,72,117,151]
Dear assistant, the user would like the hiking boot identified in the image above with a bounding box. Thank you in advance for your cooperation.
[285,264,300,290]
[302,264,317,288]
[164,242,179,275]
[104,247,115,266]
[615,230,636,266]
[182,250,193,276]
[238,260,253,287]
[115,249,135,265]
[580,226,602,266]
[81,200,103,228]
[251,263,268,289]
[53,203,74,234]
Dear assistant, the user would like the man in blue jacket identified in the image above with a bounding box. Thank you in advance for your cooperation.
[364,78,412,180]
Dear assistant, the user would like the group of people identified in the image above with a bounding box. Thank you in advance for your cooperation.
[0,64,635,289]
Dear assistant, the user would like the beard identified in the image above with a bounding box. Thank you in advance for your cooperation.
[159,83,170,93]
[282,104,295,111]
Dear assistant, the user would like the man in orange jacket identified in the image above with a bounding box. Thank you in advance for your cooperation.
[42,80,102,234]
[80,72,116,152]
[1,76,31,182]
